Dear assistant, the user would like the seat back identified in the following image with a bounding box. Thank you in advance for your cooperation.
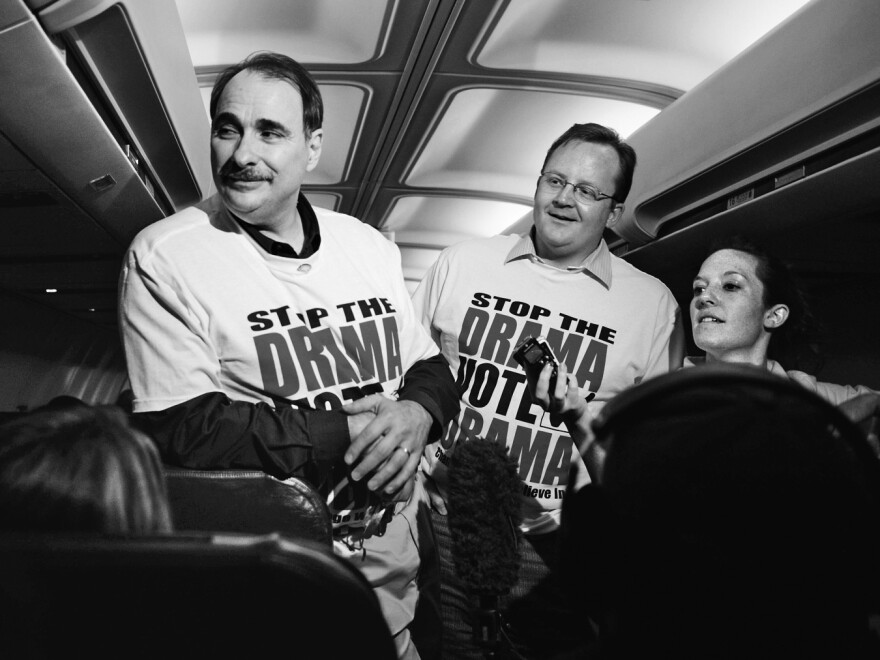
[562,364,880,657]
[0,531,396,659]
[164,467,332,547]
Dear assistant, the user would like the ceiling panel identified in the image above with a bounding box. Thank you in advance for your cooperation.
[384,195,530,245]
[476,0,813,90]
[404,87,658,196]
[176,0,396,66]
[308,84,370,185]
[304,192,341,212]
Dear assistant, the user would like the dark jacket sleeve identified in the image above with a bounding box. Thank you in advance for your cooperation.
[134,353,457,479]
[133,392,350,480]
[396,352,461,439]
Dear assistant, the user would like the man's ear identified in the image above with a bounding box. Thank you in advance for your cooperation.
[605,203,624,229]
[305,128,323,172]
[764,303,789,330]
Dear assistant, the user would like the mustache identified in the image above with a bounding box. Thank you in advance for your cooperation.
[218,162,270,182]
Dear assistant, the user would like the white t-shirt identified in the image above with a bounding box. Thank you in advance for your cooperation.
[413,233,681,533]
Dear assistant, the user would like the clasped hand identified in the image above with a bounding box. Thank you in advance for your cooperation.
[342,394,431,502]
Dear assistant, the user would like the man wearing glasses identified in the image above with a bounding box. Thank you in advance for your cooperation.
[412,123,684,658]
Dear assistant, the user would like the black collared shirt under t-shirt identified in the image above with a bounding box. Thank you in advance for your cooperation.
[232,193,322,258]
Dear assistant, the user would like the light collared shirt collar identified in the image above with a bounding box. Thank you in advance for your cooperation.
[504,229,613,289]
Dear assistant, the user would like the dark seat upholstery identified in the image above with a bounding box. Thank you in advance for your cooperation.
[561,364,880,658]
[0,531,397,659]
[164,467,332,547]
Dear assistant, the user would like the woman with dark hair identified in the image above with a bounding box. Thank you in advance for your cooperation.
[528,235,880,460]
[688,235,880,432]
[0,404,172,533]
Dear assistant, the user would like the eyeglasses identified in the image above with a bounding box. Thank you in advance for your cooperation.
[537,172,619,205]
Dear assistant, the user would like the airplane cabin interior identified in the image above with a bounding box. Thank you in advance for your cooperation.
[1,0,880,655]
[7,0,880,410]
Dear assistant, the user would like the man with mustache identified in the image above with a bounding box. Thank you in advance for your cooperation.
[119,52,458,660]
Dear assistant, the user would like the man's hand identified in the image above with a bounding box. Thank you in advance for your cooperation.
[342,394,432,500]
[346,408,376,440]
[530,362,602,480]
[532,363,589,429]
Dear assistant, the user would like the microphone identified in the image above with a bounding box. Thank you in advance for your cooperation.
[447,438,523,656]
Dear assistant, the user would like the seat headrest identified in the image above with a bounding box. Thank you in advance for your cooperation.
[164,468,333,546]
[0,531,396,659]
[561,363,880,656]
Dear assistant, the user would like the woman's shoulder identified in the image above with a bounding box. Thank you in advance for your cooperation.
[773,361,877,405]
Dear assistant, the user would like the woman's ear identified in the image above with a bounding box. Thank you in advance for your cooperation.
[764,303,789,330]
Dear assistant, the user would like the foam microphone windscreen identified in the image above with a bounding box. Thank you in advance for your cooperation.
[447,438,523,595]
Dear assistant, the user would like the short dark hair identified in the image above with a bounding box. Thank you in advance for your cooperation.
[209,51,323,136]
[541,123,637,202]
[0,405,172,534]
[703,235,821,370]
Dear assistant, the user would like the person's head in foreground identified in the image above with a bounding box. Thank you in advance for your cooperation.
[0,404,172,533]
[561,365,880,659]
